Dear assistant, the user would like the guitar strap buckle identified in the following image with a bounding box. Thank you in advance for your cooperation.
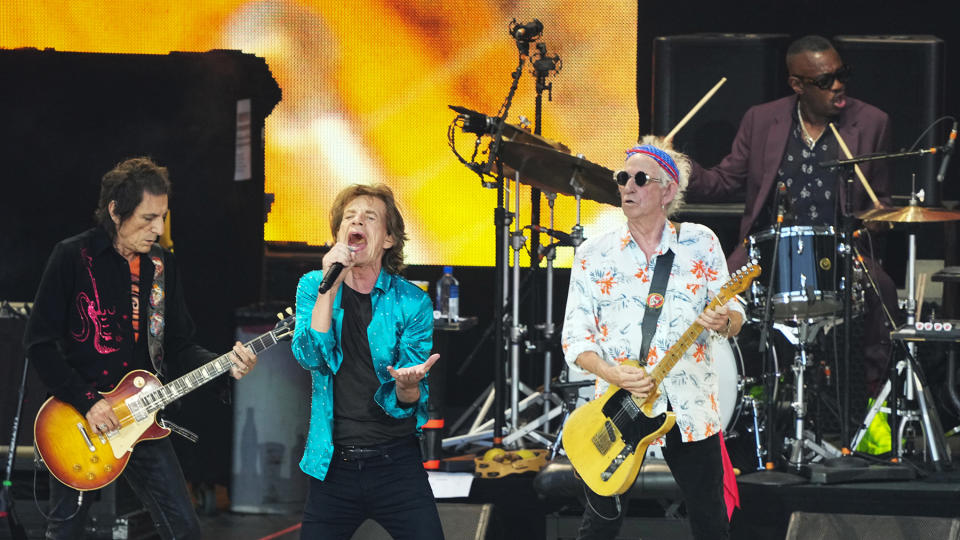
[159,418,199,443]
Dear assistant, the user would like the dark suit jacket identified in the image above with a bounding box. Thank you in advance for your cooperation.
[688,95,892,269]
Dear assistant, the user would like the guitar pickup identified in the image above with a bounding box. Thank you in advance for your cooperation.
[76,423,96,452]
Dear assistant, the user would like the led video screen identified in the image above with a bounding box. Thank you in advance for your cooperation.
[2,0,638,266]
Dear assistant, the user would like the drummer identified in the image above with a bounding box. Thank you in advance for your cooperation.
[683,34,899,394]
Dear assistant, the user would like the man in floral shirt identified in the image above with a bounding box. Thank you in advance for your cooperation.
[562,144,744,540]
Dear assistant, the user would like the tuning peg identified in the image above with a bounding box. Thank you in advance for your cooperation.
[286,307,293,315]
[276,312,284,320]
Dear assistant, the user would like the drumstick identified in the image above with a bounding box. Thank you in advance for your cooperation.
[665,77,727,141]
[916,273,927,321]
[828,123,881,206]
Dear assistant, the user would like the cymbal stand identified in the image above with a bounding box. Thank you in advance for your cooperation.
[508,171,527,435]
[540,191,559,418]
[849,195,950,467]
[503,176,587,448]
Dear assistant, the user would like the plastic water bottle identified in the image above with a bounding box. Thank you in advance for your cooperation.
[436,266,459,323]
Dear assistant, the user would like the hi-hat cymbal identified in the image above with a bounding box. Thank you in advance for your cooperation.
[497,140,620,206]
[856,205,960,223]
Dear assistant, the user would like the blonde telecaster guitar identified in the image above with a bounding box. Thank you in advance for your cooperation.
[34,313,295,491]
[562,264,759,496]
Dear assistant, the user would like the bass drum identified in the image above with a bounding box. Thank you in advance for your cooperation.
[645,336,747,460]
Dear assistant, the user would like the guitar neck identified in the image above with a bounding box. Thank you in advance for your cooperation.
[139,329,281,412]
[647,292,730,387]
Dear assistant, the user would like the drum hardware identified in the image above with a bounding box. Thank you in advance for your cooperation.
[770,319,844,470]
[849,192,959,467]
[446,20,600,451]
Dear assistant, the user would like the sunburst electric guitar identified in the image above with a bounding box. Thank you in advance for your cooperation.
[34,312,295,491]
[562,264,760,497]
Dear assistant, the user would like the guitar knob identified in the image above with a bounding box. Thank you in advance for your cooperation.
[90,456,100,463]
[104,465,113,472]
[73,464,82,472]
[86,472,95,480]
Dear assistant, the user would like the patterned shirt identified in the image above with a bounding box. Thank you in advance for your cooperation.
[775,109,841,227]
[24,226,215,416]
[561,221,745,446]
[291,268,433,481]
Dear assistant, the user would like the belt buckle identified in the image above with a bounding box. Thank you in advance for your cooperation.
[340,447,381,461]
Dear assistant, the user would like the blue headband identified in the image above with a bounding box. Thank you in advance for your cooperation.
[625,144,679,184]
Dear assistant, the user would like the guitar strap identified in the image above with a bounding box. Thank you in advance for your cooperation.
[146,244,166,377]
[638,223,679,364]
[582,223,681,519]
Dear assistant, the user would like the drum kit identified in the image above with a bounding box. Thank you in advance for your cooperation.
[443,18,960,476]
[447,90,960,470]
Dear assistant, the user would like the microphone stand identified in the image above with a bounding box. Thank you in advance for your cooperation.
[488,51,526,448]
[529,40,560,423]
[819,147,940,169]
[758,185,786,469]
[839,164,855,447]
[1,305,30,540]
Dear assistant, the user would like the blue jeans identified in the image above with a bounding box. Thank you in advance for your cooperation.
[45,437,200,540]
[300,437,443,540]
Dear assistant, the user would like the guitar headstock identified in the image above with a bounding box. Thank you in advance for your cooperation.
[718,261,761,301]
[273,307,296,341]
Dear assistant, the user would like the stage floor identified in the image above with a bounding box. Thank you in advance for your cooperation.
[4,459,960,539]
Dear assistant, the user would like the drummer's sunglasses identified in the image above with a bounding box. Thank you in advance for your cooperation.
[792,64,851,90]
[614,170,667,187]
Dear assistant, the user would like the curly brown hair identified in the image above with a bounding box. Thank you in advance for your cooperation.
[329,184,407,274]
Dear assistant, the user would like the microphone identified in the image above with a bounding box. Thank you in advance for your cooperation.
[529,225,573,246]
[776,182,792,222]
[448,105,500,135]
[318,263,344,294]
[937,120,958,182]
[510,19,543,42]
[819,158,842,168]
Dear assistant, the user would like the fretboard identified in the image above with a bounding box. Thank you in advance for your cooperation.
[139,329,281,412]
[643,291,731,398]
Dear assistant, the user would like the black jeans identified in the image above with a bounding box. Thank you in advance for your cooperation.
[45,437,200,540]
[577,426,729,540]
[300,437,444,540]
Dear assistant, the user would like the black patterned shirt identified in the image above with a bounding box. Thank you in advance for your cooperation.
[775,109,842,226]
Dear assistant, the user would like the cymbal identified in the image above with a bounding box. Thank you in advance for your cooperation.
[856,205,960,223]
[500,123,571,153]
[497,140,620,206]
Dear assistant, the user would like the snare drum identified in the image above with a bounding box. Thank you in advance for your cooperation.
[747,225,843,320]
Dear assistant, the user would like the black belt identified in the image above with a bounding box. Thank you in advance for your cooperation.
[334,436,414,461]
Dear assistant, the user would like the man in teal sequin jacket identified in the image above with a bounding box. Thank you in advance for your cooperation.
[291,184,443,539]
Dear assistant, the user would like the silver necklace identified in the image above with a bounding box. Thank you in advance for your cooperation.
[797,101,820,149]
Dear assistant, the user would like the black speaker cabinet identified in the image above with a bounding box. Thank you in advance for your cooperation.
[832,35,946,204]
[785,511,960,540]
[652,33,791,170]
[0,314,46,448]
[351,503,495,540]
[0,48,281,353]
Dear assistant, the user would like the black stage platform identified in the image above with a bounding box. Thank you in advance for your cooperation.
[4,465,960,539]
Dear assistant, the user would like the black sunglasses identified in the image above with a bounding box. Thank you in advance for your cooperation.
[614,170,666,187]
[792,64,851,90]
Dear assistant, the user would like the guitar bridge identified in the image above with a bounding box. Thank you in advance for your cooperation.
[601,444,634,481]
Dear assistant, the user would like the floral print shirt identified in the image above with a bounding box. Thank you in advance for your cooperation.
[561,221,745,446]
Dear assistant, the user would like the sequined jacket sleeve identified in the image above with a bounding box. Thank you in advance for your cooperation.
[291,270,337,376]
